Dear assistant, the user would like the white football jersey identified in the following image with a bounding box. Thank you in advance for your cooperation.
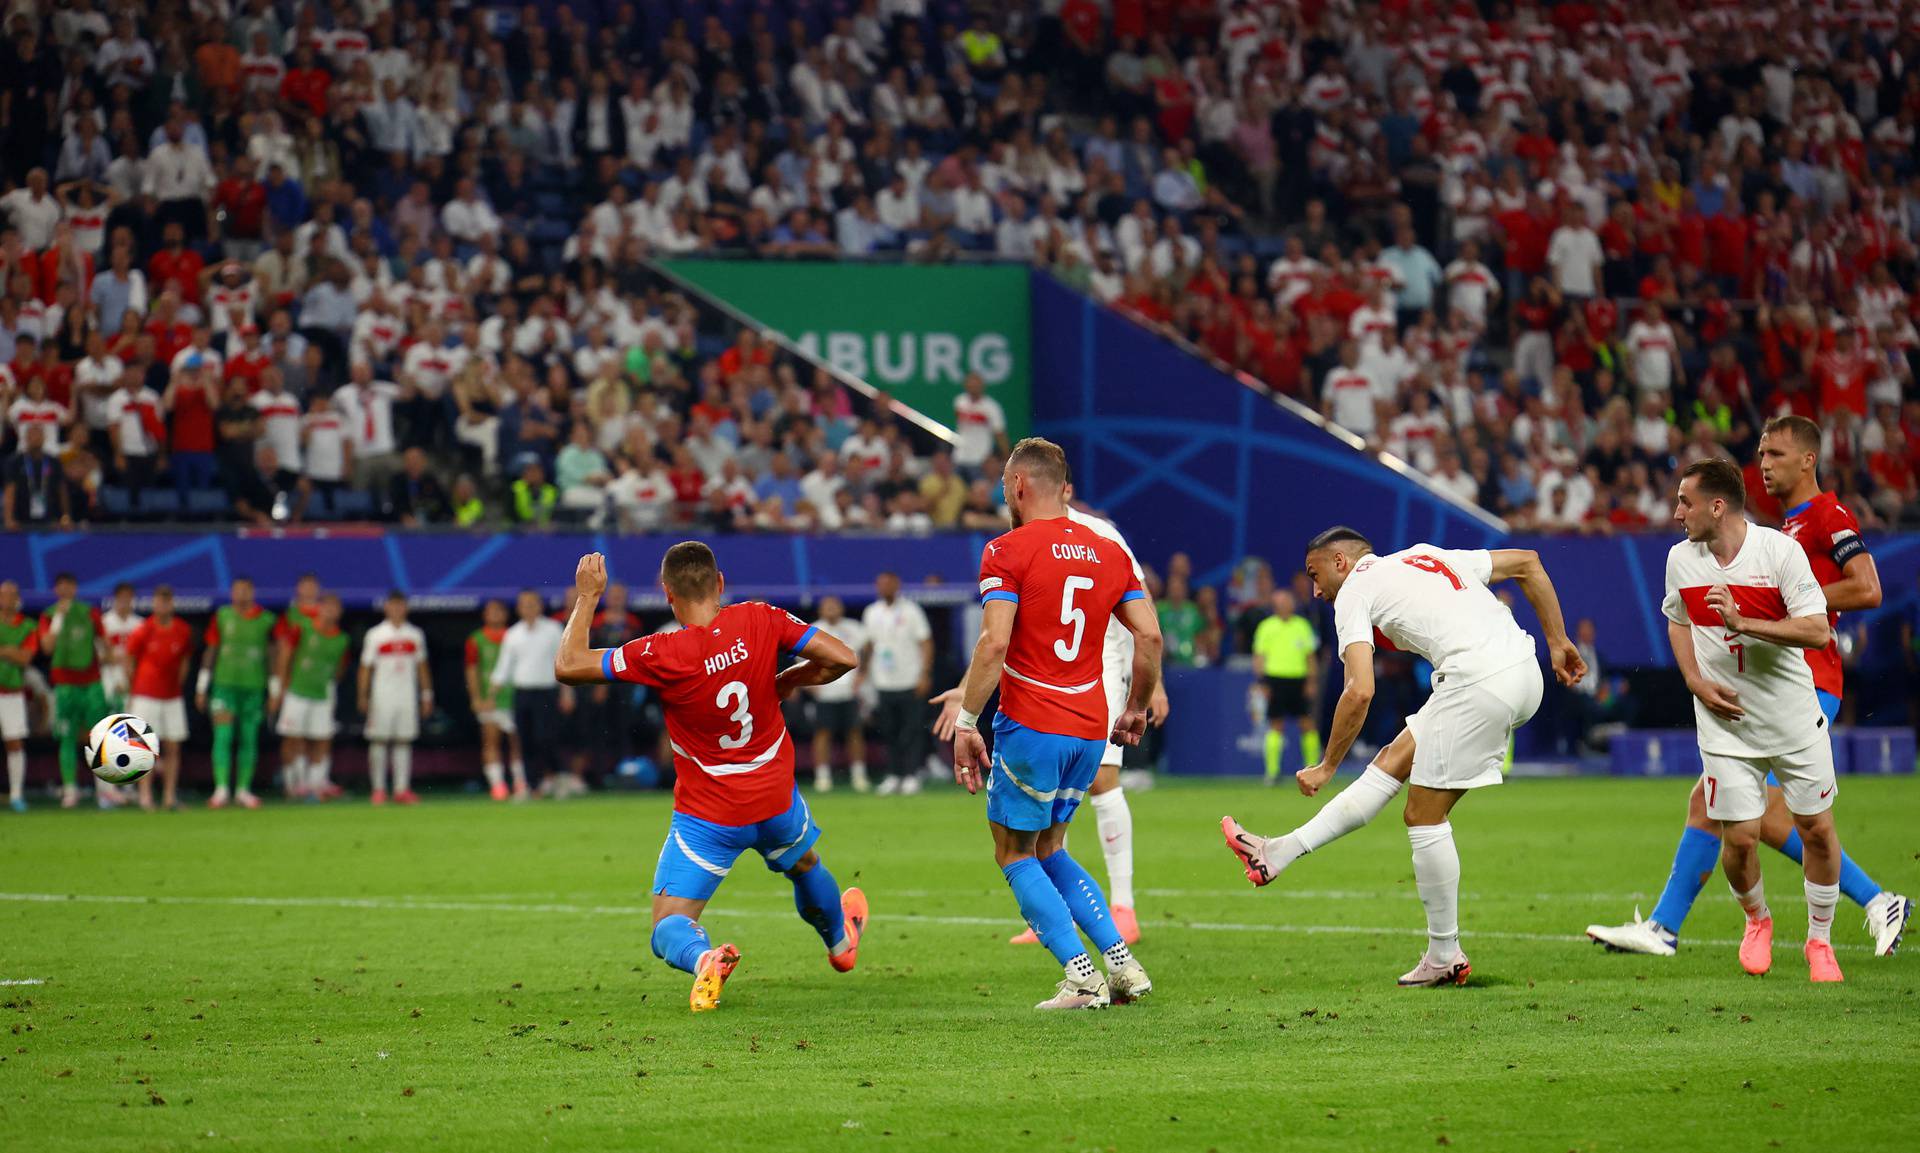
[360,621,428,694]
[807,616,866,704]
[1068,507,1147,679]
[1333,545,1537,686]
[1661,526,1827,758]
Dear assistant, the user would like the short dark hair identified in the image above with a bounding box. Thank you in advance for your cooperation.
[153,584,174,599]
[53,572,76,586]
[1680,457,1746,510]
[1005,436,1071,491]
[1305,526,1374,555]
[661,540,720,602]
[386,589,408,603]
[1762,414,1821,456]
[113,582,134,596]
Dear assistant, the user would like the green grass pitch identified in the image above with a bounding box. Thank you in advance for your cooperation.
[3,776,1917,1152]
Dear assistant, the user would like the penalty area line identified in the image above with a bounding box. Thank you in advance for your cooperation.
[0,891,1873,952]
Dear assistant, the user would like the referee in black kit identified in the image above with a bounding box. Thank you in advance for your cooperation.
[491,589,566,796]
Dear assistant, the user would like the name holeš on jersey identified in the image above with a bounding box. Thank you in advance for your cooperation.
[704,638,752,678]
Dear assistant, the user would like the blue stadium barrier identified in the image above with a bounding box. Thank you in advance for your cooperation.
[1848,728,1917,775]
[0,530,992,610]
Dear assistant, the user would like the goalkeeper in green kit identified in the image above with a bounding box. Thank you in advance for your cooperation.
[38,573,112,809]
[197,577,278,809]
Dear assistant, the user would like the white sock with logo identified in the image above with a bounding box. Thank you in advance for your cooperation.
[1090,787,1134,908]
[1268,764,1405,870]
[369,744,390,794]
[393,744,413,795]
[1805,880,1839,942]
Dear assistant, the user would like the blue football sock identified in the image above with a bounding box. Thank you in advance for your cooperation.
[1003,856,1085,967]
[1838,853,1882,908]
[1772,830,1878,906]
[650,914,712,975]
[790,861,847,950]
[1649,826,1722,934]
[1038,849,1123,954]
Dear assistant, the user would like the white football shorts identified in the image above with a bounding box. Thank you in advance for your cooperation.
[1701,740,1835,823]
[364,694,419,742]
[129,695,189,743]
[276,690,337,741]
[1406,659,1543,790]
[0,694,27,741]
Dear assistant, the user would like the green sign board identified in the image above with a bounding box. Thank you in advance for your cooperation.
[663,261,1031,443]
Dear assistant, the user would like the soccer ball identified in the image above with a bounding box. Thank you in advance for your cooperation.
[88,713,158,784]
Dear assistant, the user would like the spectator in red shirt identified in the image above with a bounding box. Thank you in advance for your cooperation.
[279,43,331,119]
[1814,325,1874,418]
[1705,201,1749,287]
[164,353,221,491]
[1867,429,1917,523]
[223,324,271,392]
[213,158,268,254]
[146,223,205,305]
[715,329,771,381]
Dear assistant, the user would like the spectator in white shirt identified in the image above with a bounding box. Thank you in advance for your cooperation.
[950,374,1008,473]
[441,178,503,244]
[1546,204,1604,299]
[1624,303,1681,394]
[0,170,62,250]
[104,374,165,487]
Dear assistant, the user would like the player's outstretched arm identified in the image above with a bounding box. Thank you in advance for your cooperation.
[1489,548,1587,686]
[776,629,858,700]
[1669,620,1743,721]
[951,600,1016,794]
[1300,642,1375,797]
[1111,596,1163,747]
[555,552,612,685]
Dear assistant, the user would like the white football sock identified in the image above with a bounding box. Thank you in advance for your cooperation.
[284,754,306,791]
[1065,953,1098,983]
[393,744,413,794]
[483,762,505,789]
[1408,821,1461,964]
[1733,880,1770,922]
[1268,764,1405,871]
[1805,880,1838,942]
[1090,786,1134,907]
[1101,941,1133,970]
[308,753,332,790]
[6,748,23,801]
[369,744,390,793]
[510,759,527,789]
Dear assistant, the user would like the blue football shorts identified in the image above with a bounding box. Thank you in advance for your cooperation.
[985,714,1108,832]
[652,786,822,901]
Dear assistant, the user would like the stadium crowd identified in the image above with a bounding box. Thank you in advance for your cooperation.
[1,0,1918,536]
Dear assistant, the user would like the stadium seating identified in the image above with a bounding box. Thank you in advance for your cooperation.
[0,0,1914,539]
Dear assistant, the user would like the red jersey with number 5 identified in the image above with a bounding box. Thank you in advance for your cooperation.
[1780,491,1865,698]
[979,516,1146,740]
[604,601,816,824]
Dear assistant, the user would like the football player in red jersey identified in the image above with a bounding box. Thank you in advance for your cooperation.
[556,544,866,1013]
[951,438,1165,1010]
[1587,415,1911,957]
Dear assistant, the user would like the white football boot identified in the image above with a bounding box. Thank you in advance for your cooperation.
[1397,952,1472,987]
[1107,959,1153,1004]
[1585,907,1679,957]
[1865,891,1913,957]
[1035,971,1111,1010]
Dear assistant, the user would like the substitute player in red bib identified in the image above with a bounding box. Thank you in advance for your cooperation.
[1658,459,1852,981]
[1585,417,1910,957]
[952,438,1165,1010]
[555,543,866,1013]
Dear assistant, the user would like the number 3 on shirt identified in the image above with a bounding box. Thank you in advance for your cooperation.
[716,680,753,749]
[1054,576,1096,661]
[1402,554,1463,589]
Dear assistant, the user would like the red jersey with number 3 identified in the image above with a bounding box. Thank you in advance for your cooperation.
[1781,491,1865,698]
[978,517,1146,740]
[604,602,816,824]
